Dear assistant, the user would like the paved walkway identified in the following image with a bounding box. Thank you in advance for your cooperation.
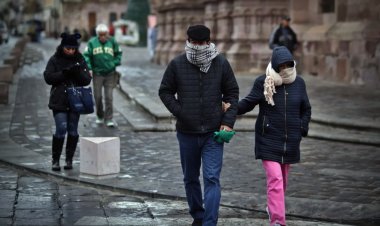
[0,38,379,225]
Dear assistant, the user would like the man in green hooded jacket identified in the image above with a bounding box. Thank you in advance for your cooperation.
[84,23,122,127]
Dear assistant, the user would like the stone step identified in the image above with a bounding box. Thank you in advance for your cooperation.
[117,80,380,146]
[114,88,174,131]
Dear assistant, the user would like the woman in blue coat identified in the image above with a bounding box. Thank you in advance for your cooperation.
[237,46,311,226]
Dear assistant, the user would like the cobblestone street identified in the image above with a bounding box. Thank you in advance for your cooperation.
[0,38,379,225]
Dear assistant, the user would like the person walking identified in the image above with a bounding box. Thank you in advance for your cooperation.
[44,32,92,171]
[83,23,122,127]
[269,16,298,54]
[236,46,311,226]
[159,25,239,226]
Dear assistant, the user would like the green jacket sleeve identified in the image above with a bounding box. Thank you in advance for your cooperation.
[83,41,93,70]
[112,38,122,66]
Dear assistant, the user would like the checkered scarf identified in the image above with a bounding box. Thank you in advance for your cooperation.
[185,41,219,73]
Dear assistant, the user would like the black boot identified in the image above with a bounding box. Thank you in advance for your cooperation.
[64,135,79,170]
[52,136,65,171]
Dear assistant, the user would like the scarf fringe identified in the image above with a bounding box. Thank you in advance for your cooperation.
[264,61,296,106]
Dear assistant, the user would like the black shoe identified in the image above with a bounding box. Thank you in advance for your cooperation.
[192,219,202,226]
[52,161,60,171]
[64,160,73,170]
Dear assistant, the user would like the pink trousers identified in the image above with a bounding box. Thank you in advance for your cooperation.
[262,160,290,226]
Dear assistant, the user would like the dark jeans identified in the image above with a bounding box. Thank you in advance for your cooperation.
[177,131,224,226]
[53,111,80,138]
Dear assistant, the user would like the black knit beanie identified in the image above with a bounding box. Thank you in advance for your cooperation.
[271,46,294,73]
[60,32,81,48]
[187,25,210,41]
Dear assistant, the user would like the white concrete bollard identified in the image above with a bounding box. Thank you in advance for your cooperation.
[80,137,120,175]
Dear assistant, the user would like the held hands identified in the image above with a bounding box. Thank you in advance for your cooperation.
[214,125,235,144]
[214,103,235,143]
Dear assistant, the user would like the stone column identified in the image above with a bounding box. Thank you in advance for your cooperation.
[226,0,255,72]
[167,0,204,61]
[168,7,203,60]
[203,0,218,42]
[167,9,187,61]
[160,10,175,65]
[248,1,290,72]
[215,0,233,54]
[153,11,166,64]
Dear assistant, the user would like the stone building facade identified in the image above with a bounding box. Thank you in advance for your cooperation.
[60,0,127,37]
[153,0,380,86]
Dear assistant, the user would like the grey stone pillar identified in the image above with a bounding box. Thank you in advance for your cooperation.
[215,0,233,54]
[153,12,166,64]
[160,10,175,65]
[249,1,289,72]
[203,0,218,42]
[168,2,204,61]
[226,0,254,72]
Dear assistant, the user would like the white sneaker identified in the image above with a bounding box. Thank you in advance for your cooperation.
[95,117,104,124]
[266,206,271,221]
[106,120,115,127]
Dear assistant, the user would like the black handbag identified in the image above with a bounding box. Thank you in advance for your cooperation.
[66,86,94,114]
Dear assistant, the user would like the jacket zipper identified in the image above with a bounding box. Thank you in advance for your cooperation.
[262,115,266,135]
[283,85,288,164]
[199,72,204,132]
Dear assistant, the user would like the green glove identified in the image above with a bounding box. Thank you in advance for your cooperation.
[213,130,236,143]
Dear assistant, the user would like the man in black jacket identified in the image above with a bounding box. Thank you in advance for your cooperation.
[159,25,239,226]
[269,15,298,53]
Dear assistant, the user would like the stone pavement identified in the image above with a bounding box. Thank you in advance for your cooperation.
[0,38,379,225]
[0,161,354,226]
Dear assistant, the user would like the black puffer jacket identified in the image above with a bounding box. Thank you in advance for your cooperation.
[44,47,92,111]
[159,53,239,134]
[269,25,298,53]
[238,75,311,164]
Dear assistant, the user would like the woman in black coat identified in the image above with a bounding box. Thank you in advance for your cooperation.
[44,33,92,171]
[237,46,311,226]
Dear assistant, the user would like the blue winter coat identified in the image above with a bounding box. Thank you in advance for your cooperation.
[238,75,311,164]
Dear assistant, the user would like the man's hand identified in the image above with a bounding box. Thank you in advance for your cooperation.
[220,125,232,131]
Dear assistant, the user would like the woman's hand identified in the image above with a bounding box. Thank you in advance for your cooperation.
[222,101,231,112]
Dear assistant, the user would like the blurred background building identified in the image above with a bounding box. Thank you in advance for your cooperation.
[0,0,379,86]
[153,0,380,87]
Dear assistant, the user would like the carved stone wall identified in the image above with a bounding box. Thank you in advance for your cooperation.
[61,0,127,35]
[154,0,380,86]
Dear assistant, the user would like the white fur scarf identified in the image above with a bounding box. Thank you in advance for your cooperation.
[264,61,296,106]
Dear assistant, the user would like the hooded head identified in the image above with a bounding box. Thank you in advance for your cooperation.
[281,15,291,27]
[187,25,210,42]
[60,32,81,49]
[271,46,294,73]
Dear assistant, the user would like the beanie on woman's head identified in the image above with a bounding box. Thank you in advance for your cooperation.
[271,46,294,73]
[60,32,81,48]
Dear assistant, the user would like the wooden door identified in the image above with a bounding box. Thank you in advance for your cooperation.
[88,12,96,36]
